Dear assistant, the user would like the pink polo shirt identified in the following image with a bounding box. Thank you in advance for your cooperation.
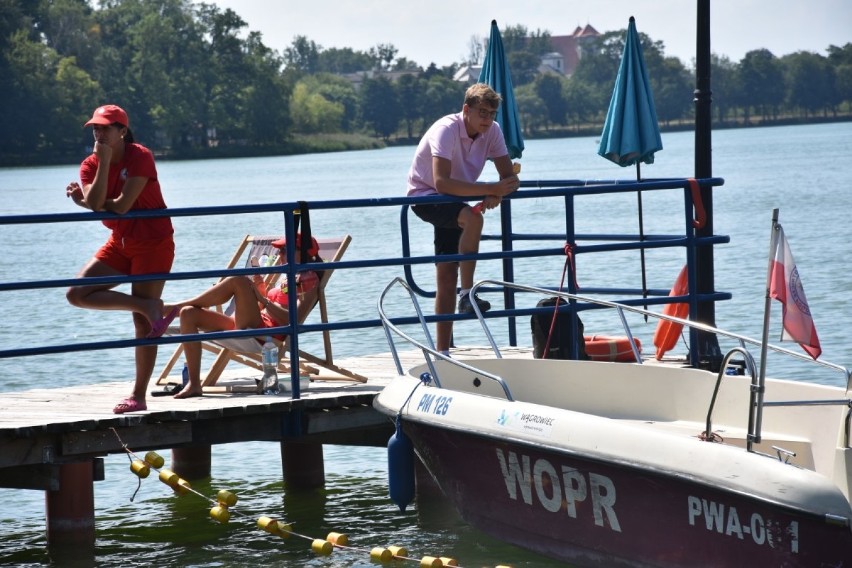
[406,112,509,197]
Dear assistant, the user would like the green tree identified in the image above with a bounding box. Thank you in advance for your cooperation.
[40,0,99,70]
[507,50,542,87]
[360,75,401,139]
[285,35,321,73]
[242,32,291,144]
[317,47,373,73]
[827,43,852,111]
[122,0,210,148]
[514,83,547,136]
[710,54,740,124]
[290,76,345,134]
[653,57,693,125]
[738,49,785,122]
[369,43,398,71]
[570,31,624,117]
[420,74,465,131]
[784,51,835,118]
[534,73,568,126]
[563,77,596,131]
[396,73,425,138]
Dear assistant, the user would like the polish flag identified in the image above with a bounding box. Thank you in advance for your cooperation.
[769,227,821,359]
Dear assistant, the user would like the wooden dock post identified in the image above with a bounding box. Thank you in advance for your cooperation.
[171,446,212,480]
[45,461,95,545]
[281,442,325,489]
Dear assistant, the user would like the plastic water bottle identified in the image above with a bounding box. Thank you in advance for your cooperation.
[181,363,189,387]
[259,336,279,395]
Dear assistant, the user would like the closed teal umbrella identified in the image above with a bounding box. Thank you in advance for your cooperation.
[479,20,524,159]
[598,17,663,315]
[598,16,663,169]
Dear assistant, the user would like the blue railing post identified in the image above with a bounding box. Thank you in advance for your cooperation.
[499,199,517,345]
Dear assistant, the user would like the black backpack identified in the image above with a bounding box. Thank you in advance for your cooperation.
[531,297,588,360]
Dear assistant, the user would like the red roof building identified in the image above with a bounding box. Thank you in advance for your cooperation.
[540,24,601,77]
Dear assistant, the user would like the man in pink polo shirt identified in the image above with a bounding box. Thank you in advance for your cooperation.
[406,83,520,356]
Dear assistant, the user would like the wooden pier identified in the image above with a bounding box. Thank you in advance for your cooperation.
[0,346,531,545]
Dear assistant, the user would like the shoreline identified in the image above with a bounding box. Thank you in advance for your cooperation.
[4,115,850,169]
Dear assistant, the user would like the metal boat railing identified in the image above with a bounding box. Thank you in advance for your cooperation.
[1,176,728,398]
[378,277,852,451]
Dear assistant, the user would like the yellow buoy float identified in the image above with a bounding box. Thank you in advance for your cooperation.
[173,478,192,495]
[144,451,165,469]
[311,538,333,556]
[326,531,348,546]
[370,547,393,563]
[130,459,150,478]
[257,516,279,533]
[158,469,179,488]
[209,505,230,524]
[216,489,238,507]
[419,556,442,567]
[388,545,408,558]
[439,558,458,567]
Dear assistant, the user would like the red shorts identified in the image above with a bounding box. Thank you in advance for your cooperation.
[95,233,175,275]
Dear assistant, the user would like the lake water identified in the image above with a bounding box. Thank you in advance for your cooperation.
[0,122,850,566]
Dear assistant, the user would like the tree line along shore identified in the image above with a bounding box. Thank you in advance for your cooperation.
[2,0,850,167]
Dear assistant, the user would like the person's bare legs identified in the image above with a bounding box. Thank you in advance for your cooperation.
[172,276,264,399]
[128,279,166,408]
[435,261,459,352]
[171,276,264,325]
[66,258,164,325]
[67,258,166,411]
[456,206,484,290]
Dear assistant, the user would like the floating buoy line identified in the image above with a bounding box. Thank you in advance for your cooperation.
[110,428,511,567]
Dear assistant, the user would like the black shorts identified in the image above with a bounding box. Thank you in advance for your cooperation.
[412,202,467,257]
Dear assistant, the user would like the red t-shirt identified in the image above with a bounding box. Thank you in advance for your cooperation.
[80,143,173,240]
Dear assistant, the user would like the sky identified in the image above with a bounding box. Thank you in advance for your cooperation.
[209,0,851,68]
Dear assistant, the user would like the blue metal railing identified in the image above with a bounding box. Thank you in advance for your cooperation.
[0,176,727,397]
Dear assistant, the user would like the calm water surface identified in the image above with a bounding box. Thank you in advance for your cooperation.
[0,122,850,566]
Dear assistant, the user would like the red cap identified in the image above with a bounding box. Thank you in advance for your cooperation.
[272,234,319,257]
[84,105,129,127]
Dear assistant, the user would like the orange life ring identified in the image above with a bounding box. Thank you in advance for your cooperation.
[653,265,689,360]
[584,335,642,362]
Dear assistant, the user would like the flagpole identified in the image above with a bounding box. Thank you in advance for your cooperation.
[753,208,780,446]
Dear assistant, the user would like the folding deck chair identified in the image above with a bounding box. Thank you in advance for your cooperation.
[156,234,367,387]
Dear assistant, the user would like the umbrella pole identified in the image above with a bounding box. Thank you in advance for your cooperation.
[637,162,649,320]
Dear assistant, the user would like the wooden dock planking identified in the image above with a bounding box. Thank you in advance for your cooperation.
[0,347,535,474]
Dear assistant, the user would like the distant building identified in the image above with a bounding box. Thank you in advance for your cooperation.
[454,23,601,84]
[453,65,482,83]
[540,24,600,76]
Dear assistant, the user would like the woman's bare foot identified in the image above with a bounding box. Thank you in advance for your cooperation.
[173,385,203,399]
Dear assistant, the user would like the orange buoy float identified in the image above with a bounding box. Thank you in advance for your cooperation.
[584,335,642,362]
[653,265,689,360]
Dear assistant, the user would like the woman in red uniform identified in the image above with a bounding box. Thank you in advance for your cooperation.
[65,104,176,414]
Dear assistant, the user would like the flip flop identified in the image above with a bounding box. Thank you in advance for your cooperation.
[150,383,181,397]
[113,397,147,414]
[147,306,179,339]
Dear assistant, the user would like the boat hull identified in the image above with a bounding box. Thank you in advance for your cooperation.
[404,420,852,567]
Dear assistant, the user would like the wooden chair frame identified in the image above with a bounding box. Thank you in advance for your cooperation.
[156,234,366,387]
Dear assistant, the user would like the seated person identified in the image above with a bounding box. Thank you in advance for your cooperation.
[168,234,322,399]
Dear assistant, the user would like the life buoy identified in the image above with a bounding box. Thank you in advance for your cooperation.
[584,335,642,362]
[653,265,689,360]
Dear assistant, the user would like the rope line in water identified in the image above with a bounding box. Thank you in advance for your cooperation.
[110,428,512,567]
